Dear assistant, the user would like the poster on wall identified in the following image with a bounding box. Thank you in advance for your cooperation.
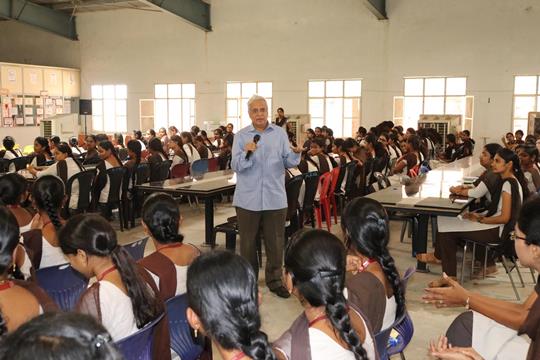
[15,117,24,125]
[24,116,35,126]
[7,69,16,82]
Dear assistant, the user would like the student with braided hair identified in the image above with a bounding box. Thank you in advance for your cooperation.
[342,197,405,333]
[94,140,123,219]
[21,176,67,269]
[139,193,200,301]
[59,214,170,358]
[30,136,53,167]
[187,250,277,360]
[275,229,376,360]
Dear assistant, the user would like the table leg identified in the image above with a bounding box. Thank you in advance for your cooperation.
[413,214,429,272]
[203,197,215,247]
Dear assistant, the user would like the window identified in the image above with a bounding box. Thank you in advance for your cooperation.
[154,83,195,131]
[226,82,272,129]
[308,80,361,138]
[400,77,468,129]
[91,85,127,133]
[512,75,540,133]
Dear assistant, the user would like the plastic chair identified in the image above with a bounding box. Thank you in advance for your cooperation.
[285,175,304,236]
[208,157,219,172]
[0,159,9,172]
[122,237,148,260]
[104,167,128,231]
[171,163,190,178]
[64,169,96,217]
[328,167,341,225]
[115,312,165,360]
[315,172,333,231]
[10,156,31,171]
[128,163,150,228]
[150,160,172,182]
[118,148,129,161]
[35,264,89,311]
[300,171,320,228]
[190,159,209,177]
[165,295,203,360]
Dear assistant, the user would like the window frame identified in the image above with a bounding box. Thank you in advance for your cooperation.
[90,84,127,133]
[225,81,273,129]
[512,75,540,133]
[153,83,196,131]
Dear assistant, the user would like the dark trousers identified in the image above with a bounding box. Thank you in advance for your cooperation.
[446,311,473,347]
[236,207,287,290]
[435,227,500,277]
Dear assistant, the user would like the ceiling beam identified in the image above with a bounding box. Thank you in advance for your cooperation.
[140,0,211,31]
[363,0,387,20]
[52,0,144,11]
[0,0,77,39]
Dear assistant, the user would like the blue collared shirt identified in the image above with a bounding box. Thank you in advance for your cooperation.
[232,122,301,211]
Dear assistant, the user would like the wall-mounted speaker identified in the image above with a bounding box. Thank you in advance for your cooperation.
[79,99,92,115]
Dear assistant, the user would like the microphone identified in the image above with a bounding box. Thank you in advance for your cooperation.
[246,134,261,160]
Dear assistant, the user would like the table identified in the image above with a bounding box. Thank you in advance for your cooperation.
[136,170,236,246]
[366,156,484,271]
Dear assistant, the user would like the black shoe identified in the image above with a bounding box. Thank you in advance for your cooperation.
[270,286,291,299]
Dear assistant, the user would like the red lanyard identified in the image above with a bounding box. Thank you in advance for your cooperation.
[0,280,14,291]
[158,243,183,252]
[97,265,117,282]
[308,313,327,327]
[6,204,20,209]
[358,258,377,272]
[230,351,246,360]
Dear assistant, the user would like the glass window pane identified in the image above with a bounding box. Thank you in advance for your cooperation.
[155,84,167,99]
[103,85,115,99]
[326,80,343,97]
[424,78,445,96]
[424,96,445,114]
[403,96,423,129]
[155,99,168,128]
[445,96,466,115]
[404,78,423,96]
[116,117,127,133]
[182,84,195,98]
[325,98,343,137]
[258,82,272,98]
[115,85,127,99]
[513,119,528,134]
[168,99,181,128]
[241,83,256,98]
[103,100,115,132]
[227,100,238,117]
[227,83,240,98]
[115,100,126,116]
[309,81,325,97]
[168,84,182,98]
[343,98,360,118]
[446,77,467,96]
[241,98,250,128]
[309,99,324,118]
[343,118,353,138]
[311,117,324,129]
[92,100,103,116]
[344,80,361,97]
[92,115,103,131]
[266,99,272,121]
[182,99,192,130]
[514,76,537,95]
[514,96,536,118]
[91,85,102,99]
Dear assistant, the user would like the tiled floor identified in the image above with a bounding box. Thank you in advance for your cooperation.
[117,201,535,360]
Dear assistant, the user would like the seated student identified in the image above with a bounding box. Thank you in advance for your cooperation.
[30,137,53,167]
[425,196,540,360]
[194,135,214,159]
[439,133,458,161]
[392,135,424,176]
[139,193,200,301]
[180,132,201,163]
[275,229,376,360]
[48,136,60,153]
[186,251,276,360]
[69,137,84,156]
[364,134,390,185]
[0,312,122,360]
[515,129,525,145]
[386,132,403,162]
[147,137,168,179]
[212,128,224,149]
[449,143,502,208]
[133,130,147,151]
[342,198,405,333]
[2,136,22,172]
[304,128,315,151]
[22,176,67,270]
[356,126,367,143]
[158,127,169,152]
[145,129,156,144]
[454,131,474,159]
[82,135,100,165]
[112,133,125,150]
[59,214,170,358]
[0,173,33,233]
[200,130,215,150]
[28,142,84,210]
[217,136,232,170]
[0,207,57,334]
[168,126,179,141]
[517,144,540,194]
[525,134,537,145]
[168,135,188,168]
[94,141,123,219]
[418,148,529,284]
[304,137,335,174]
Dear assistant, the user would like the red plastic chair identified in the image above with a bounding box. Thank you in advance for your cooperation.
[208,158,219,172]
[171,163,190,178]
[315,172,333,231]
[141,149,149,160]
[329,167,340,225]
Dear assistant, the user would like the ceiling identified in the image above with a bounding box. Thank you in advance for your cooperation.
[27,0,156,14]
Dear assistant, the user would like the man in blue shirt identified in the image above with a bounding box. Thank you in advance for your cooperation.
[232,95,302,298]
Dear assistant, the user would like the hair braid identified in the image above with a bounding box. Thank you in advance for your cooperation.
[43,194,63,230]
[237,316,276,360]
[376,250,406,318]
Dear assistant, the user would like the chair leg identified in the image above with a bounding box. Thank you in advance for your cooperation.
[501,255,521,301]
[315,207,322,229]
[118,203,124,232]
[324,201,332,231]
[471,243,476,281]
[400,221,407,243]
[400,353,406,360]
[460,241,468,284]
[407,219,413,238]
[483,248,488,279]
[431,216,437,247]
[531,268,536,283]
[331,197,338,224]
[514,262,525,288]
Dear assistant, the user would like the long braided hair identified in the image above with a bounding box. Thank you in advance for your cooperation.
[342,198,406,320]
[142,193,184,244]
[32,176,65,231]
[285,229,369,360]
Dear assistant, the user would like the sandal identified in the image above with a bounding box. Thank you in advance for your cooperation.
[428,276,458,288]
[416,253,442,265]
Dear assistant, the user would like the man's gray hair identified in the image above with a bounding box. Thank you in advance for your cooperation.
[247,94,267,109]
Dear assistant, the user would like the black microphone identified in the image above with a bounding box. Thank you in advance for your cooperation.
[246,134,261,160]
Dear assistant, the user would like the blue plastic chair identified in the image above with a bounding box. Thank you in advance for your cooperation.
[115,312,165,360]
[190,159,209,177]
[375,326,393,360]
[166,294,203,360]
[122,237,149,261]
[35,264,89,311]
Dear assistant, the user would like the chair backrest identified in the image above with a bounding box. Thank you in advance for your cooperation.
[165,295,203,360]
[343,160,358,195]
[171,163,190,179]
[329,167,341,195]
[11,156,31,171]
[373,172,391,191]
[106,166,127,203]
[150,160,172,182]
[190,159,209,177]
[374,326,393,360]
[334,162,347,193]
[285,175,304,221]
[0,159,9,172]
[118,148,129,161]
[122,237,148,261]
[318,172,333,202]
[135,163,150,185]
[35,264,89,311]
[65,169,97,213]
[115,312,165,360]
[208,157,219,172]
[302,171,320,210]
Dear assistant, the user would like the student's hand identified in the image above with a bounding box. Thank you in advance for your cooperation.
[449,186,463,194]
[429,335,483,359]
[290,145,303,154]
[244,142,257,153]
[422,273,469,308]
[346,255,361,274]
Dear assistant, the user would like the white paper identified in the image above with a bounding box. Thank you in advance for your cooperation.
[24,98,33,106]
[35,98,43,106]
[24,107,33,115]
[55,98,62,106]
[7,69,16,82]
[15,97,23,105]
[15,117,24,125]
[49,72,57,85]
[29,72,38,84]
[36,108,43,115]
[24,116,34,125]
